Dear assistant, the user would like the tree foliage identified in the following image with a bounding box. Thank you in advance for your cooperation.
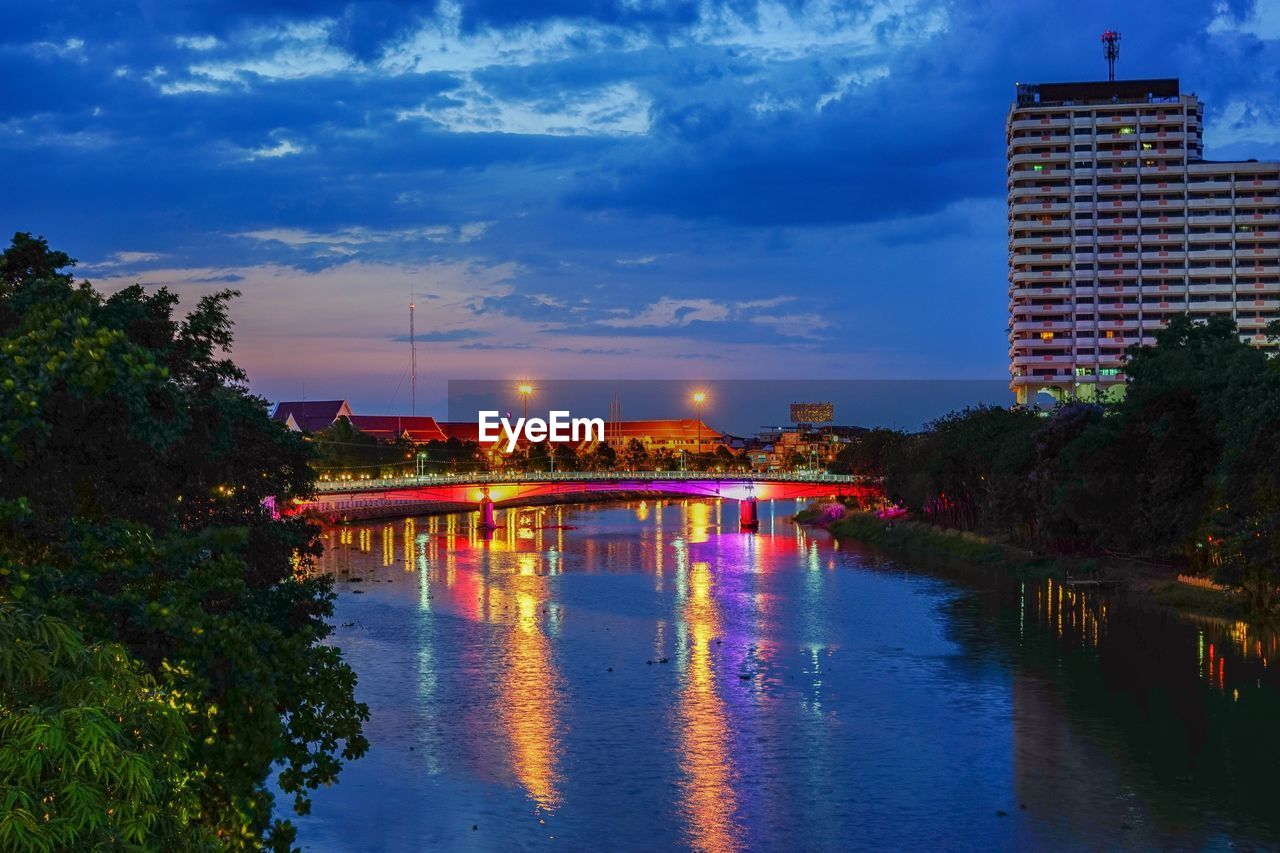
[881,315,1280,613]
[0,233,367,849]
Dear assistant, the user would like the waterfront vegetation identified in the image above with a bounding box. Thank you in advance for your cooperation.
[0,235,368,849]
[820,316,1280,618]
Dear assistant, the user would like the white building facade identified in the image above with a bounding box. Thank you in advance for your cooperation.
[1008,78,1280,405]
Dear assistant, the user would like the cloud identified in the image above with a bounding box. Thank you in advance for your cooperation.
[246,138,304,159]
[235,223,494,251]
[83,251,165,269]
[601,297,731,327]
[1207,1,1280,40]
[159,20,356,93]
[397,80,651,136]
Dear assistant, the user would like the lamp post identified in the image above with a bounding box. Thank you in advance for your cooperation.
[517,382,534,420]
[692,390,706,458]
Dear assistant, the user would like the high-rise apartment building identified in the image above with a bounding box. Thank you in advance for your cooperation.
[1007,78,1280,405]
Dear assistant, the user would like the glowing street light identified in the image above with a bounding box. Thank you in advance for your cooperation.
[691,389,707,455]
[517,382,535,419]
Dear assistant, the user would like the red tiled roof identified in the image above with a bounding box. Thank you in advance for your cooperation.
[604,419,722,441]
[272,400,352,433]
[437,421,481,442]
[348,415,447,444]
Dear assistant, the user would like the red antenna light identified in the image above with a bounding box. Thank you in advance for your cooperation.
[1101,30,1121,82]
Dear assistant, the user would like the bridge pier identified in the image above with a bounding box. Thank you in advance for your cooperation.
[739,496,759,530]
[478,487,497,530]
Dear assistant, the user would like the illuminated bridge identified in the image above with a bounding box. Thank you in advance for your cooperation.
[302,471,881,523]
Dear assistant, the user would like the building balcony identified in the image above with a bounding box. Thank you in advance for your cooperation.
[1187,180,1235,193]
[1139,130,1186,143]
[1189,282,1239,295]
[1096,181,1138,195]
[1186,214,1233,226]
[1239,279,1280,293]
[1011,354,1075,369]
[1142,267,1186,280]
[1014,250,1074,263]
[1010,151,1070,166]
[1010,282,1075,298]
[1008,268,1070,285]
[1010,117,1070,132]
[1097,166,1138,178]
[1096,282,1140,295]
[1140,215,1187,228]
[1237,178,1280,191]
[1011,202,1072,215]
[1188,230,1236,245]
[1141,245,1187,258]
[1007,166,1072,181]
[1188,197,1232,209]
[1236,228,1280,243]
[1010,235,1070,250]
[1240,298,1280,311]
[1141,300,1186,312]
[1009,374,1076,388]
[1017,218,1073,232]
[1186,269,1233,281]
[1139,178,1186,192]
[1010,132,1075,147]
[1235,194,1280,209]
[1012,320,1074,333]
[1186,248,1236,260]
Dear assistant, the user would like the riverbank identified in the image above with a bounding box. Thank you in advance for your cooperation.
[799,507,1246,619]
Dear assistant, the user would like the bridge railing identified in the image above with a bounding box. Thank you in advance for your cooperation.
[313,469,876,494]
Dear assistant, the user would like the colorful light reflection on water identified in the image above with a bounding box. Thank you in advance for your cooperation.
[290,500,1280,851]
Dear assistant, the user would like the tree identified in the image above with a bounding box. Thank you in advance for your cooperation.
[621,438,649,470]
[581,441,616,471]
[831,429,903,477]
[550,441,579,471]
[0,233,367,849]
[885,406,1040,532]
[0,604,213,851]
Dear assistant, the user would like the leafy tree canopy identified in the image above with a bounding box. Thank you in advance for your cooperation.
[0,233,367,850]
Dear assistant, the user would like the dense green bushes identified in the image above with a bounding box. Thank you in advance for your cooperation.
[0,234,367,849]
[861,316,1280,607]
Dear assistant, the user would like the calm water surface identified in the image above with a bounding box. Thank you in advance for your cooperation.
[289,500,1280,851]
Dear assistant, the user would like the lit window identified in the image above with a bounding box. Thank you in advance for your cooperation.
[1033,164,1044,172]
[1105,330,1116,338]
[1141,142,1154,150]
[1119,127,1135,135]
[1040,331,1054,341]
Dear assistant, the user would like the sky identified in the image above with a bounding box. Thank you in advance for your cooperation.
[6,0,1280,417]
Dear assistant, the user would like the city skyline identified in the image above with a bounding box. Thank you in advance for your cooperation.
[7,1,1280,414]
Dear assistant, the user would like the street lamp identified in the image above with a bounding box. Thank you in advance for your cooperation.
[517,382,534,420]
[691,390,706,457]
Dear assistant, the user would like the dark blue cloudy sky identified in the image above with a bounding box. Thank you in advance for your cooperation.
[6,0,1280,414]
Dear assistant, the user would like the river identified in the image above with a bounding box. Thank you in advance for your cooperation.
[288,499,1280,851]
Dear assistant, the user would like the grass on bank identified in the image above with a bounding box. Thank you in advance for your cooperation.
[798,506,1246,619]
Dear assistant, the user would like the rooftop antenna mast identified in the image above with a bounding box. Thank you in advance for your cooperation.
[1101,30,1121,82]
[409,299,417,416]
